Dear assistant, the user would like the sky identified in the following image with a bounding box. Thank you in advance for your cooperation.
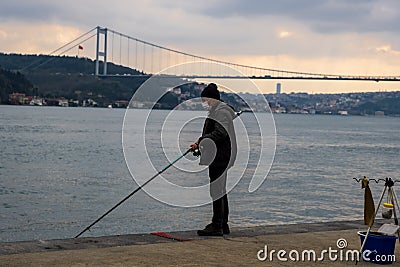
[1,0,400,93]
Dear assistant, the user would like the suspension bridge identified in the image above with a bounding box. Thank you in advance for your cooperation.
[44,26,400,82]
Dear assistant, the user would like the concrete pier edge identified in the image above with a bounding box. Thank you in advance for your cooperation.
[0,219,375,256]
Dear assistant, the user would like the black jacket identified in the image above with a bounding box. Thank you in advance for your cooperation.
[199,102,237,169]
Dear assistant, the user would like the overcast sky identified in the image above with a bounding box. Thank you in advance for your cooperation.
[1,0,399,93]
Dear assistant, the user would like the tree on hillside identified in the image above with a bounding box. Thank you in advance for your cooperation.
[0,68,33,103]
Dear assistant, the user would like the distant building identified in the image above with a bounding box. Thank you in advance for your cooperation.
[375,111,385,116]
[168,87,182,95]
[276,83,281,95]
[29,97,44,106]
[59,98,69,107]
[172,87,181,95]
[114,100,129,108]
[9,93,27,105]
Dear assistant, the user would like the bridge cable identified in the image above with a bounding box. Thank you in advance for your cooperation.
[20,27,97,72]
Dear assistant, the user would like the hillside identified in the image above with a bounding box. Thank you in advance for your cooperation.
[0,68,33,103]
[0,53,247,110]
[0,53,148,106]
[0,53,142,75]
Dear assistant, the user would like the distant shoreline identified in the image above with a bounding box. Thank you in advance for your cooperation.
[2,103,400,117]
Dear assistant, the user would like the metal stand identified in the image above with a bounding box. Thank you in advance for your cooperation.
[357,177,400,264]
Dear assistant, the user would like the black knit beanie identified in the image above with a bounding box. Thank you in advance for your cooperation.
[201,83,220,100]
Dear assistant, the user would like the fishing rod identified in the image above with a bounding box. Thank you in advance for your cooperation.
[75,110,242,238]
[75,148,191,238]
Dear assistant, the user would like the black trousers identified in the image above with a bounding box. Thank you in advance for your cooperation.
[209,164,229,227]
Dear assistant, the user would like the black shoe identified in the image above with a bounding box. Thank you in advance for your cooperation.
[223,224,230,235]
[197,223,223,236]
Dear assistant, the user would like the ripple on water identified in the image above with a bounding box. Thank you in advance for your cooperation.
[0,108,399,242]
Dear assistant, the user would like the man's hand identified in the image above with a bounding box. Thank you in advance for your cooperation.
[190,141,201,157]
[190,142,199,151]
[190,137,202,151]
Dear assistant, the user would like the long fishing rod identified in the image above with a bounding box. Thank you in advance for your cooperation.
[75,148,191,238]
[75,110,242,238]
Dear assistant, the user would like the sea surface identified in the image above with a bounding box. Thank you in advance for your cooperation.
[0,105,399,242]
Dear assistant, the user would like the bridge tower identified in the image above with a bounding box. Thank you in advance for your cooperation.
[95,27,108,76]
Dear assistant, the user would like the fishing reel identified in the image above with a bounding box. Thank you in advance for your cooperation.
[192,148,201,157]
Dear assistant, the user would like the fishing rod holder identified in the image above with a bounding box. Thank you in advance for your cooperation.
[354,176,400,264]
[353,177,400,185]
[354,176,400,222]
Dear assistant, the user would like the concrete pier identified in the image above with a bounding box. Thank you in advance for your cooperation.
[0,220,398,266]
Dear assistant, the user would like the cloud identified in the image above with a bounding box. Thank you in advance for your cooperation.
[375,45,400,55]
[0,22,84,54]
[278,30,293,39]
[0,1,62,22]
[198,0,400,34]
[3,0,399,35]
[0,0,399,93]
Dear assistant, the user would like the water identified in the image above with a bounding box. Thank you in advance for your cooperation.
[0,105,399,242]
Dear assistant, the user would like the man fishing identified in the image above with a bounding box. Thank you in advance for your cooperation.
[190,83,237,236]
[75,83,238,239]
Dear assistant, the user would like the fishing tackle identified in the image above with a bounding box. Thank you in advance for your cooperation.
[75,110,242,238]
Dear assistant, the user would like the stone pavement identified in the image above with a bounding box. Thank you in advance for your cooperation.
[0,220,398,266]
